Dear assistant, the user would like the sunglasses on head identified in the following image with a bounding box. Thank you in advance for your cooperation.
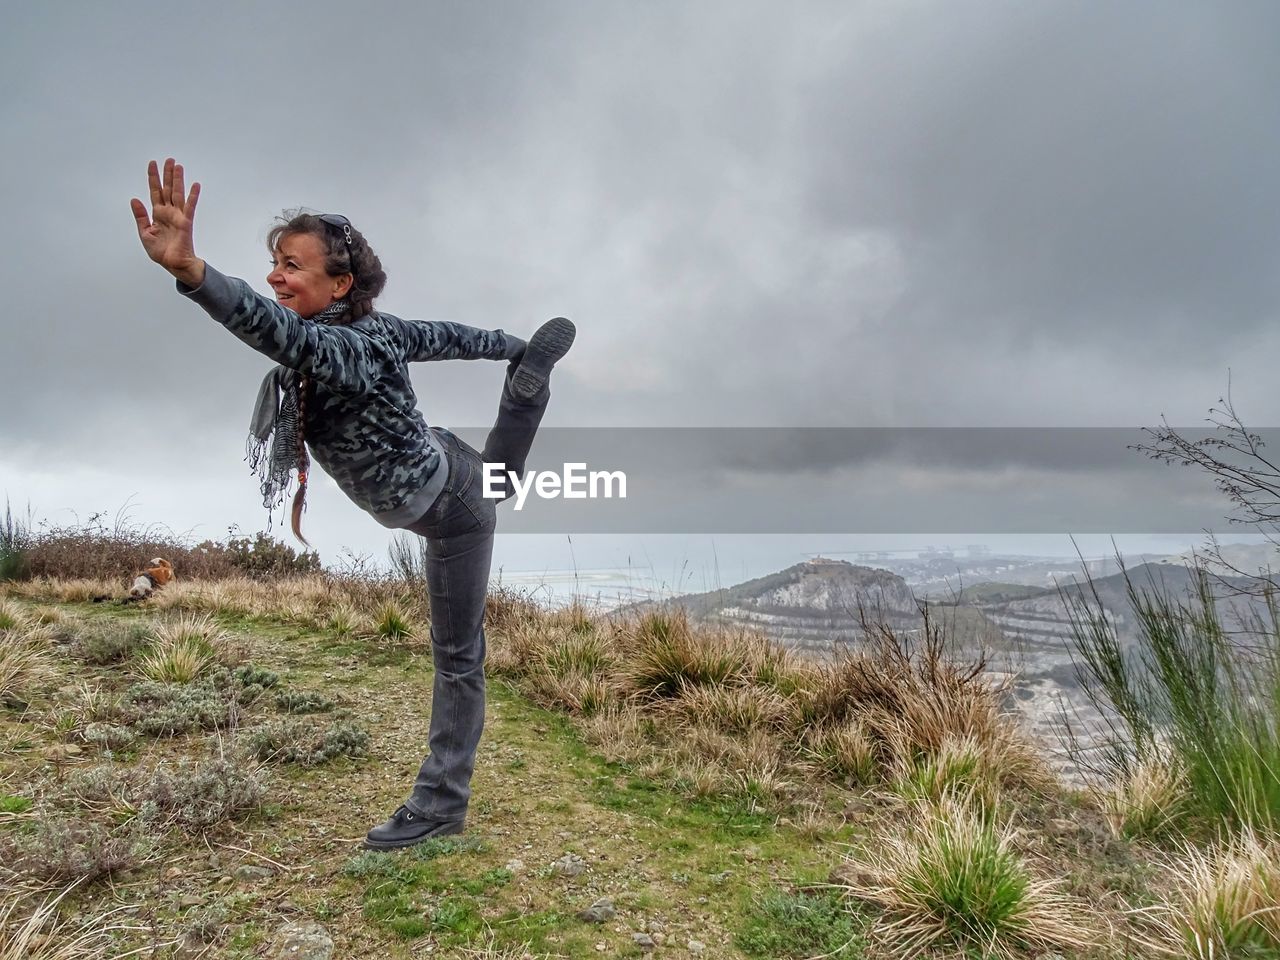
[318,213,354,247]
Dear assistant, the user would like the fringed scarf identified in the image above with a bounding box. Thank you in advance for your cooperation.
[245,300,351,525]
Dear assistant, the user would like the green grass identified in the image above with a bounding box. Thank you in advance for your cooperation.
[0,794,32,814]
[1065,563,1280,835]
[736,888,866,958]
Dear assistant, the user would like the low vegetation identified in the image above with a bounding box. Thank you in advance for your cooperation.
[0,513,1272,958]
[1065,561,1280,836]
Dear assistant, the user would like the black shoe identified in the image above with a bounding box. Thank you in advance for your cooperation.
[362,805,464,850]
[511,317,575,400]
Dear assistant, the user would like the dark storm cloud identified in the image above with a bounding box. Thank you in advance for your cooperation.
[2,0,1277,508]
[799,2,1280,348]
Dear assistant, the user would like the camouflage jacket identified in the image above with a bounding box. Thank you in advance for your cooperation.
[180,264,522,528]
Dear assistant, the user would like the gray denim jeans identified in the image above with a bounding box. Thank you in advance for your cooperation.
[399,362,549,823]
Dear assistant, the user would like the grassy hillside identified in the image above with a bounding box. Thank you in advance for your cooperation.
[0,569,1275,959]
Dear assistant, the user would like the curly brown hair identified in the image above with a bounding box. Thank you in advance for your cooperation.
[266,212,389,543]
[266,211,387,319]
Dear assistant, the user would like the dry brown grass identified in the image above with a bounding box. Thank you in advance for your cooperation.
[2,579,118,605]
[1144,829,1280,959]
[484,602,1049,814]
[1097,755,1188,842]
[0,881,140,960]
[0,600,31,632]
[664,682,792,735]
[803,722,879,785]
[792,613,1051,793]
[623,609,755,696]
[526,668,620,716]
[0,622,56,706]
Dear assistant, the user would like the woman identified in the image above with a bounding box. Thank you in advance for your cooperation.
[131,158,574,849]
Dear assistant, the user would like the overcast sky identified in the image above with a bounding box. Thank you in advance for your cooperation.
[2,1,1277,581]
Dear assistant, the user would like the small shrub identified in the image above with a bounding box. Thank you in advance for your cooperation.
[143,756,269,827]
[0,500,29,582]
[0,818,152,883]
[388,533,430,588]
[65,756,268,828]
[62,765,143,821]
[275,689,335,714]
[244,717,369,765]
[72,622,149,665]
[737,887,866,958]
[123,679,233,736]
[182,901,231,946]
[226,663,280,694]
[82,722,138,753]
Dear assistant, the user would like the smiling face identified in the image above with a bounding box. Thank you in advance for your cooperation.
[266,231,353,318]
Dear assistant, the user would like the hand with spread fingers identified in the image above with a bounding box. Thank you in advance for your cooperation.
[130,157,205,287]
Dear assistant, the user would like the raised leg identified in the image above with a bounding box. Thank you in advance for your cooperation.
[481,361,551,501]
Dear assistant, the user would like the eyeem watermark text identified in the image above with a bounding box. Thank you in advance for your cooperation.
[483,463,627,511]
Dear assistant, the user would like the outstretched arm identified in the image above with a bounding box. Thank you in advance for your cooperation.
[396,318,526,362]
[130,158,205,287]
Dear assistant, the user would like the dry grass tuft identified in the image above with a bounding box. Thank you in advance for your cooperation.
[369,599,418,645]
[625,609,752,696]
[134,613,245,683]
[0,599,31,631]
[487,619,561,677]
[1147,829,1280,959]
[795,614,1050,792]
[0,623,55,705]
[324,601,361,639]
[0,882,128,960]
[665,681,791,735]
[836,795,1095,957]
[1097,755,1188,842]
[804,722,879,786]
[527,669,619,716]
[894,734,1000,810]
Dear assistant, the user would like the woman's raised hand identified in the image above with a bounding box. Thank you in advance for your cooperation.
[130,158,205,287]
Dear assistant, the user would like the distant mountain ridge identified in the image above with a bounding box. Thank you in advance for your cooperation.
[635,557,925,657]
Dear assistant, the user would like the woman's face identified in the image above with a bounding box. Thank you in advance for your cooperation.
[267,232,352,318]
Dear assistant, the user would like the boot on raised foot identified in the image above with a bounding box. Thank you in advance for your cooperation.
[511,316,575,401]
